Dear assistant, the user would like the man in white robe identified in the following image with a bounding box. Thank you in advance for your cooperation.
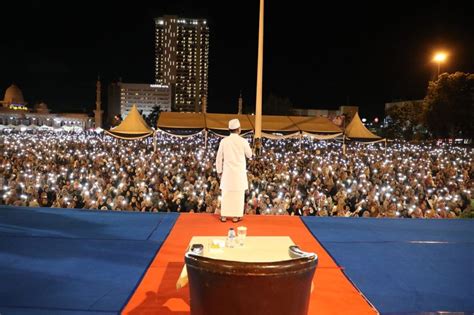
[215,119,253,222]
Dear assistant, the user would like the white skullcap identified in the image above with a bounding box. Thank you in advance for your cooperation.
[228,118,240,130]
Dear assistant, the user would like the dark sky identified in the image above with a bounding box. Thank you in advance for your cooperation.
[1,0,473,118]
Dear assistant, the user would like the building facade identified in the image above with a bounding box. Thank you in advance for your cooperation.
[107,82,171,124]
[0,84,94,130]
[155,15,209,112]
[292,108,339,117]
[0,111,93,130]
[292,105,359,127]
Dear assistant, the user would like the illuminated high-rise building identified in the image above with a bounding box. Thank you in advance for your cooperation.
[155,15,209,112]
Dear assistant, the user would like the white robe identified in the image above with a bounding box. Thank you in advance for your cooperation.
[216,133,252,217]
[220,191,245,218]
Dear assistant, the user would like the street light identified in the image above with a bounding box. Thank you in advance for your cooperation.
[433,52,447,77]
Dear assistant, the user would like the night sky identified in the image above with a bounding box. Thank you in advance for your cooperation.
[1,0,473,118]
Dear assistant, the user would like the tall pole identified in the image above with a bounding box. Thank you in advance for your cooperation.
[202,96,208,149]
[342,134,346,156]
[238,91,243,115]
[201,96,207,114]
[437,62,440,77]
[94,77,103,129]
[254,0,264,140]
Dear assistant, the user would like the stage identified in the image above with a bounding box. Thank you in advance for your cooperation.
[0,206,472,314]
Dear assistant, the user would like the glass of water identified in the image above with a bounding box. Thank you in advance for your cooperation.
[237,226,247,246]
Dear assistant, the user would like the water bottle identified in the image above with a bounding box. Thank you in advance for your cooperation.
[226,228,236,248]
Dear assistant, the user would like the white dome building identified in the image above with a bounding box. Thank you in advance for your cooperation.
[0,83,94,129]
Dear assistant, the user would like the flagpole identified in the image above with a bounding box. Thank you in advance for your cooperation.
[254,0,264,141]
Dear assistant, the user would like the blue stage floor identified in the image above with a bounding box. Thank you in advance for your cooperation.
[302,217,474,314]
[0,206,178,314]
[1,206,473,315]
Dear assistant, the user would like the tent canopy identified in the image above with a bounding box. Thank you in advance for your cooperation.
[106,104,153,139]
[156,112,342,135]
[345,112,381,139]
[246,115,299,132]
[158,112,205,129]
[289,116,342,133]
[205,113,253,130]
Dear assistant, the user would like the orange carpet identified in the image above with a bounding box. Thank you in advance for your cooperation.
[122,214,377,315]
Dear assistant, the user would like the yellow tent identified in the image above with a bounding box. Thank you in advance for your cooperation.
[105,105,153,139]
[345,112,381,140]
[289,116,342,134]
[247,115,299,132]
[157,112,205,129]
[156,112,342,136]
[205,113,253,130]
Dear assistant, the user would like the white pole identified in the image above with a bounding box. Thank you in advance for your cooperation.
[254,0,264,140]
[343,134,346,155]
[299,132,302,152]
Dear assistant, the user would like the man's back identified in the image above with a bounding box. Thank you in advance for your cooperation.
[216,133,252,191]
[221,134,249,168]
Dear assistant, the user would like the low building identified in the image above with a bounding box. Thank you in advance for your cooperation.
[107,82,171,125]
[0,108,94,129]
[292,105,359,127]
[0,84,94,130]
[292,108,338,117]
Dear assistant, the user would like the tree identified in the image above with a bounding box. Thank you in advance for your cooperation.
[146,105,162,128]
[384,101,428,140]
[263,93,293,115]
[111,115,122,127]
[424,72,474,139]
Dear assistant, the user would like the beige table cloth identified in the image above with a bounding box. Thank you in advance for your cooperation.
[176,236,295,289]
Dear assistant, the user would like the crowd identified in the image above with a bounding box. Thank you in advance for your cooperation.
[0,130,472,218]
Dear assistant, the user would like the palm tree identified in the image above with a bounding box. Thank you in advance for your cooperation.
[146,105,162,128]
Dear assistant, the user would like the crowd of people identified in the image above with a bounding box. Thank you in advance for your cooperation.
[0,130,472,218]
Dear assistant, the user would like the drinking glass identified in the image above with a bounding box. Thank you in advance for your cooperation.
[237,226,247,246]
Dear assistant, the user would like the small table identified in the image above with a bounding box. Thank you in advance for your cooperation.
[176,236,295,289]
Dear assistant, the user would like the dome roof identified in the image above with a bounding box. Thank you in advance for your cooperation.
[35,102,50,113]
[4,84,25,105]
[36,102,48,109]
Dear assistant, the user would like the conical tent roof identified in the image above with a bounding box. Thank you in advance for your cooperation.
[345,112,381,139]
[106,105,153,139]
